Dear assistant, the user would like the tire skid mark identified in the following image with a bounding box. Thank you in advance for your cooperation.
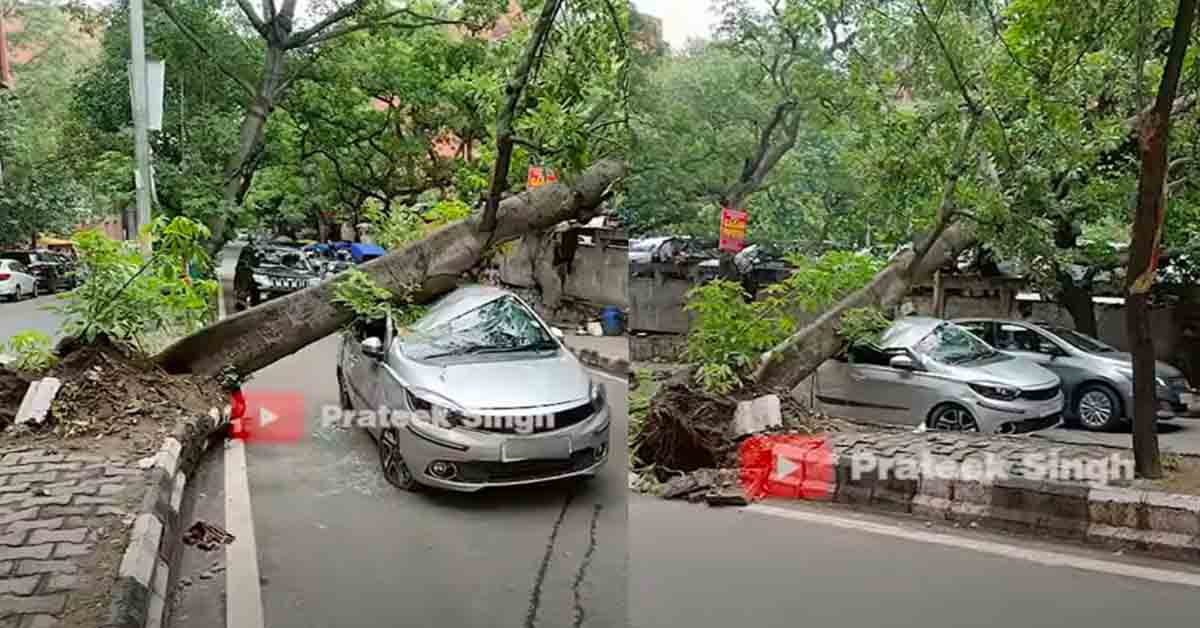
[571,503,603,628]
[524,489,576,628]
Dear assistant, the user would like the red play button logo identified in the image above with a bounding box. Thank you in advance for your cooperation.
[229,390,305,443]
[738,434,834,501]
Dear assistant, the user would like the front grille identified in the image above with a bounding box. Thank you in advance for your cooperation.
[1020,385,1060,401]
[470,400,597,434]
[455,448,596,483]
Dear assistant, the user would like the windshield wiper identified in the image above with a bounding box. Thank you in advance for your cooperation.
[421,345,489,359]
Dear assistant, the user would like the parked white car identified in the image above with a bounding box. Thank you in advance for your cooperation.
[0,259,39,301]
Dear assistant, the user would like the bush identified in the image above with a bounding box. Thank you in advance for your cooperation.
[56,217,218,352]
[3,330,57,373]
[366,199,474,250]
[330,269,427,329]
[684,251,887,393]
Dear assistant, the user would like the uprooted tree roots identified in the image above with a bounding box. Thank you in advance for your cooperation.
[635,373,738,472]
[634,369,833,479]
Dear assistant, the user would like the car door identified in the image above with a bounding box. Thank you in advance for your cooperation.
[818,345,915,425]
[12,263,35,293]
[958,320,995,346]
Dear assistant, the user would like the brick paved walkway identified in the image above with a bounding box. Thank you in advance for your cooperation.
[0,447,143,628]
[827,428,1134,484]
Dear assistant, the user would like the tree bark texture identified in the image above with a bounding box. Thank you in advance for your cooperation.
[155,159,626,377]
[1125,0,1196,479]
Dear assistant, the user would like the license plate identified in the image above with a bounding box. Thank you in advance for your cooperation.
[502,437,571,462]
[1038,400,1062,417]
[1182,392,1196,405]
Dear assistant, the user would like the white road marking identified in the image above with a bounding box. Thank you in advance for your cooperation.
[217,248,265,628]
[745,503,1200,589]
[224,439,265,628]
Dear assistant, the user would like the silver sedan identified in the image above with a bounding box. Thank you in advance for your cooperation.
[803,317,1064,434]
[336,285,611,492]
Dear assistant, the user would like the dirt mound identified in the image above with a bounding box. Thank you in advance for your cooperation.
[0,368,33,430]
[44,337,223,440]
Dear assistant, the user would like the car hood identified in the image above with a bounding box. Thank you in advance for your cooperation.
[396,350,590,411]
[938,354,1059,388]
[1091,352,1184,379]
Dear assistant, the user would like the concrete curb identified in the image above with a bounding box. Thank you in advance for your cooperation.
[572,347,629,377]
[825,454,1200,561]
[103,407,228,628]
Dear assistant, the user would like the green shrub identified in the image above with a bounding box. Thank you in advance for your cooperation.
[56,217,218,351]
[331,269,427,328]
[684,251,887,393]
[4,330,57,373]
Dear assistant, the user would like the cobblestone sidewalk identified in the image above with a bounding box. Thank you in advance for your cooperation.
[1,447,143,628]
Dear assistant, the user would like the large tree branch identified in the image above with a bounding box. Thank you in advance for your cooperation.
[235,0,266,34]
[480,0,563,233]
[148,0,257,97]
[915,0,979,113]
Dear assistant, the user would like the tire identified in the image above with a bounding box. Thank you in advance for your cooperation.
[1074,384,1123,432]
[31,282,39,299]
[11,286,21,302]
[378,427,420,491]
[928,403,980,432]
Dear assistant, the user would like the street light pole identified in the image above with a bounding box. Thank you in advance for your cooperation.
[129,0,153,252]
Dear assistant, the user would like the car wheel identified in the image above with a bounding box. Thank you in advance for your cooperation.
[378,427,420,491]
[1075,384,1122,432]
[11,286,21,302]
[928,403,980,432]
[31,282,39,299]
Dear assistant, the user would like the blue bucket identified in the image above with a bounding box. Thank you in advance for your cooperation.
[600,307,625,336]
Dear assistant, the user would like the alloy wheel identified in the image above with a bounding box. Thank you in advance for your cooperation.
[1078,390,1115,430]
[930,405,980,432]
[378,428,417,490]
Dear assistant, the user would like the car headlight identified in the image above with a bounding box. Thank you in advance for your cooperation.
[252,273,270,286]
[590,381,606,406]
[1117,367,1165,387]
[969,382,1021,401]
[406,390,464,429]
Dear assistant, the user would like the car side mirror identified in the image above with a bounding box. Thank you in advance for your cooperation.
[889,355,916,371]
[550,327,565,340]
[362,337,385,360]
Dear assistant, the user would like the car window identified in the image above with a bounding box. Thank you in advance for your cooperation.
[958,321,993,345]
[996,324,1060,355]
[848,344,910,368]
[0,253,32,266]
[401,295,556,360]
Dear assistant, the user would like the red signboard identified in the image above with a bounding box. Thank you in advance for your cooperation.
[527,165,557,189]
[719,208,748,253]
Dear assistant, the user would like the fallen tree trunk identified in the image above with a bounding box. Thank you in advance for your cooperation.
[156,159,626,377]
[752,220,976,390]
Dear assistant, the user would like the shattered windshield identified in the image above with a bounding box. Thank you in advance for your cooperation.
[915,323,998,365]
[402,295,557,360]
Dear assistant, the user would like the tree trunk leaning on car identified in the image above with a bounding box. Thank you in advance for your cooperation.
[155,159,626,378]
[1125,0,1197,479]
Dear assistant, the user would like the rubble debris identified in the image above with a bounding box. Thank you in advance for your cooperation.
[704,469,749,507]
[661,468,718,500]
[15,376,62,426]
[182,520,236,551]
[732,394,782,438]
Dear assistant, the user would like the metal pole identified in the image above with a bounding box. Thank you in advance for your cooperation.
[129,0,152,252]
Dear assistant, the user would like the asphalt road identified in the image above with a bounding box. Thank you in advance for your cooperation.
[0,293,65,347]
[631,495,1200,628]
[170,247,628,628]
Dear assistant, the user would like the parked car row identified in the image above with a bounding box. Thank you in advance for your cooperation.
[805,316,1193,435]
[0,250,81,301]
